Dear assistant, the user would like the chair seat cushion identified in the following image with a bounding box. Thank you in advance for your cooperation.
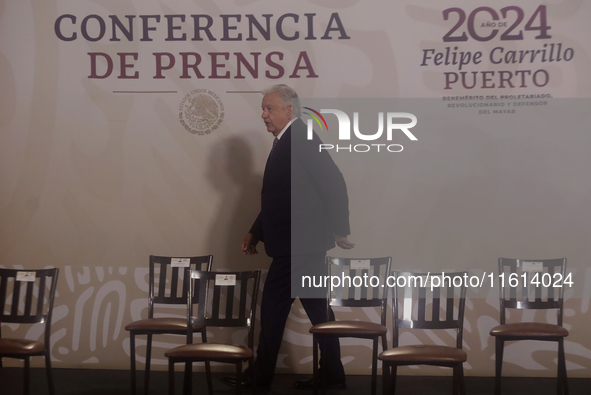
[378,345,467,364]
[310,320,387,335]
[0,338,45,355]
[125,317,203,332]
[490,322,568,338]
[165,343,253,360]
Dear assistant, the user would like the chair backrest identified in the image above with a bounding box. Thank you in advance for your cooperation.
[498,257,566,326]
[187,270,261,348]
[148,255,213,318]
[392,271,467,349]
[0,268,59,347]
[326,256,392,324]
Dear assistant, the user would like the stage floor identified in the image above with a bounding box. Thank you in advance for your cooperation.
[0,367,588,394]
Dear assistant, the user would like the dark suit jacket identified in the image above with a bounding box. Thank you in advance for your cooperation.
[250,118,350,258]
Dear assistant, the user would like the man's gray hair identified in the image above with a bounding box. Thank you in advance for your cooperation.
[262,84,302,117]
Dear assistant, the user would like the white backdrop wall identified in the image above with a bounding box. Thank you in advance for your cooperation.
[1,0,591,378]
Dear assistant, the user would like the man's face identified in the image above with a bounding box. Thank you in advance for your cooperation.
[261,91,292,137]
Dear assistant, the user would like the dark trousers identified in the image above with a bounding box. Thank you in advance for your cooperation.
[255,254,345,387]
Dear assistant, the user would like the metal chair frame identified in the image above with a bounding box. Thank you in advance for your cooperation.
[492,258,569,395]
[167,269,261,395]
[126,255,213,395]
[311,256,392,395]
[380,271,467,395]
[0,268,59,395]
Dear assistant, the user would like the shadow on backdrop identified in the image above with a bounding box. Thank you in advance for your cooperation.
[205,136,267,272]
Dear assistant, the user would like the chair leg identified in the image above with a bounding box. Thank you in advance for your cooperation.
[390,365,397,395]
[320,336,328,395]
[24,357,30,395]
[168,359,175,395]
[45,351,55,395]
[144,334,153,395]
[558,339,569,395]
[249,357,257,395]
[371,337,378,395]
[452,365,460,395]
[459,364,466,395]
[494,337,504,395]
[313,335,319,395]
[382,364,389,395]
[130,333,136,395]
[205,360,213,395]
[201,331,213,395]
[556,340,562,395]
[235,360,243,395]
[183,362,192,395]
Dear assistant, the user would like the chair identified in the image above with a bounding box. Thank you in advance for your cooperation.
[0,268,59,395]
[125,255,213,395]
[490,258,569,395]
[165,269,261,395]
[378,271,467,395]
[309,256,392,395]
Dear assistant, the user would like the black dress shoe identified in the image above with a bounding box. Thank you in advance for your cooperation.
[221,376,271,393]
[293,377,346,390]
[222,375,252,388]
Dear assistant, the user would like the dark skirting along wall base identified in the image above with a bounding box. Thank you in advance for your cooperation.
[0,367,588,395]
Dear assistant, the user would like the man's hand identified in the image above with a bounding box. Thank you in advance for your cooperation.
[334,234,355,250]
[241,233,260,255]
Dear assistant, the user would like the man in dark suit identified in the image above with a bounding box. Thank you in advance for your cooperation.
[228,84,354,391]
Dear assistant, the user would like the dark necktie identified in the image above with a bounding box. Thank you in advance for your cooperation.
[270,137,279,156]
